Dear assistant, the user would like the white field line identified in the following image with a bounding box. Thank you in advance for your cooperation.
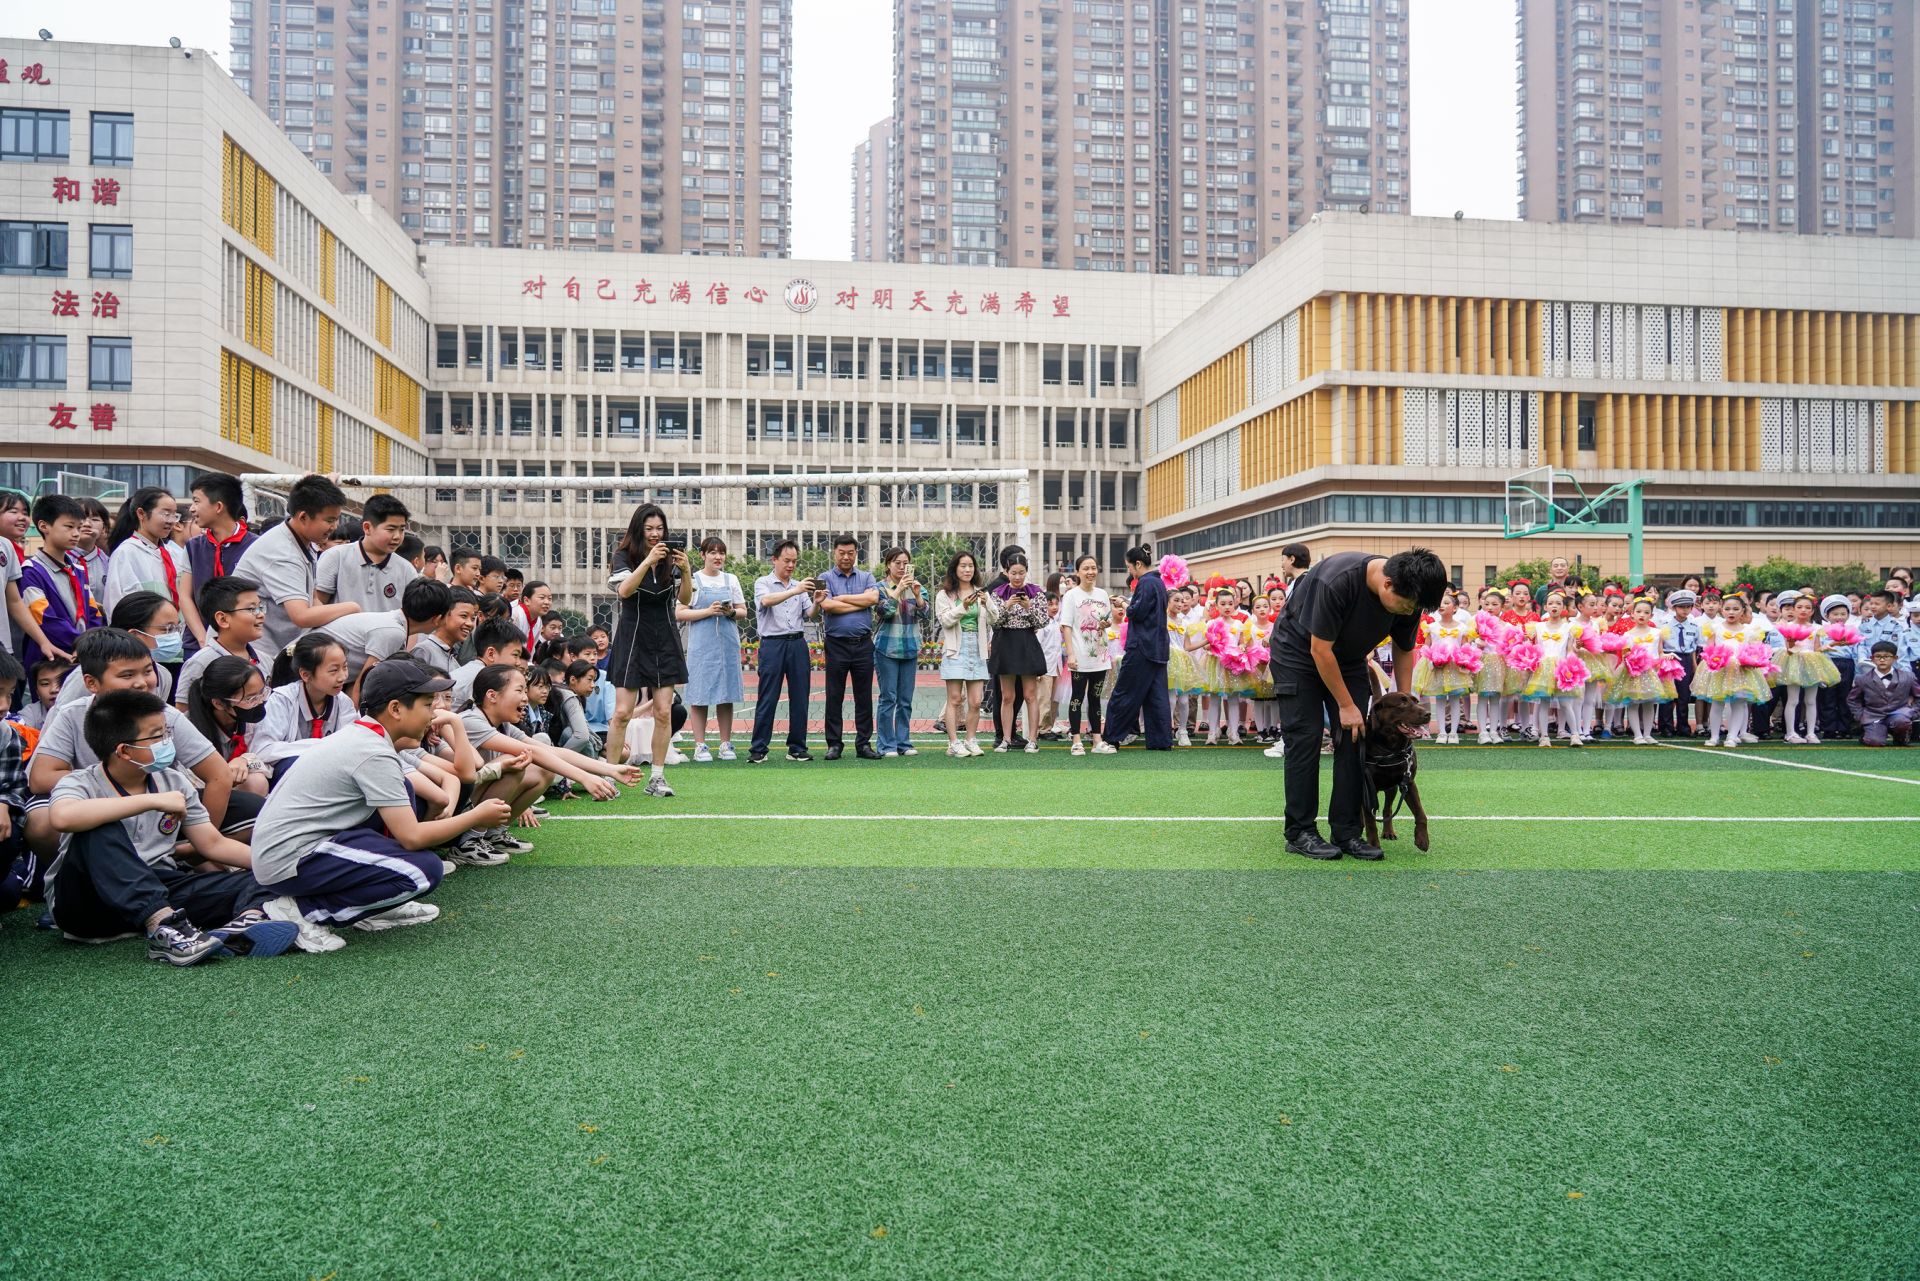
[1654,742,1920,787]
[542,812,1920,824]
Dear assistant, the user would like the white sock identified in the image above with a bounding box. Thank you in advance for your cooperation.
[650,764,664,781]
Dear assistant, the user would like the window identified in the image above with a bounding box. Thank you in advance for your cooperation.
[0,108,70,162]
[0,335,67,389]
[89,337,131,391]
[88,224,131,278]
[90,113,134,166]
[0,221,67,276]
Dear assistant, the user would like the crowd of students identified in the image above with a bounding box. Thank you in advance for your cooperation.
[1,472,1915,968]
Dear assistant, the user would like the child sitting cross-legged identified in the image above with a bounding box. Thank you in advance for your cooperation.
[249,659,513,954]
[45,689,299,965]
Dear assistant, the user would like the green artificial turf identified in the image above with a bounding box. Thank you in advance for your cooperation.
[4,746,1917,1278]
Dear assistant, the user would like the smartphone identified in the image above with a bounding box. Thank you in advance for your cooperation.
[664,537,688,552]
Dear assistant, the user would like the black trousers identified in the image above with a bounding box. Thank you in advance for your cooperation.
[822,632,875,751]
[1274,667,1371,844]
[1102,659,1170,749]
[51,823,271,939]
[1657,654,1697,735]
[750,634,811,756]
[1817,657,1856,737]
[1068,669,1106,737]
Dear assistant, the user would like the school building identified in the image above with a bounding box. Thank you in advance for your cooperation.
[3,39,1917,625]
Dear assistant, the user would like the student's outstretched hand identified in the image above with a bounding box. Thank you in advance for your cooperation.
[582,775,620,802]
[469,798,511,830]
[609,764,644,786]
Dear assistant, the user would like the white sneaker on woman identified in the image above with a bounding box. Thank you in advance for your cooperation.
[692,742,712,762]
[716,741,736,761]
[947,743,968,758]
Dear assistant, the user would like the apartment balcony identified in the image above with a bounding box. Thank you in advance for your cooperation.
[346,132,367,157]
[347,80,368,106]
[346,6,368,33]
[346,111,368,129]
[347,32,367,56]
[347,59,369,75]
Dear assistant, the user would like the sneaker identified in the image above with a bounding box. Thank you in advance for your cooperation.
[660,748,686,766]
[932,718,947,734]
[1091,741,1119,755]
[262,896,345,954]
[1009,735,1029,750]
[1070,741,1085,756]
[1740,732,1760,744]
[644,776,675,798]
[1176,729,1192,748]
[881,749,898,758]
[900,746,918,757]
[488,830,536,855]
[947,743,969,758]
[146,910,225,967]
[210,909,299,959]
[351,900,441,932]
[1805,733,1821,746]
[748,751,767,764]
[693,743,712,763]
[717,742,737,761]
[1023,741,1039,754]
[1264,740,1288,759]
[786,748,813,762]
[62,929,141,945]
[449,831,509,866]
[965,740,985,757]
[530,805,550,820]
[993,740,1010,753]
[441,859,458,876]
[1784,732,1804,745]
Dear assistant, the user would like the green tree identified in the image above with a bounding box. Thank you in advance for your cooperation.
[1733,556,1878,597]
[1493,557,1603,593]
[723,552,772,640]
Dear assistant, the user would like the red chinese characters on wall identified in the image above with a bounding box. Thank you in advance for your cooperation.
[1,61,55,86]
[47,404,117,432]
[511,276,1072,321]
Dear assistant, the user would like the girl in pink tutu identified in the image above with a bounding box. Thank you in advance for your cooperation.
[1607,597,1673,744]
[1775,592,1843,744]
[1516,591,1588,747]
[1695,593,1774,748]
[1411,589,1478,744]
[1473,587,1512,743]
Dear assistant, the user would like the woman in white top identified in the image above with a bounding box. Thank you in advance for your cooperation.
[934,550,999,757]
[1057,554,1114,757]
[676,536,747,762]
[103,487,207,648]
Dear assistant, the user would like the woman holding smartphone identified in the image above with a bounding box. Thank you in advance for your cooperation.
[677,536,747,761]
[606,503,693,794]
[935,550,998,757]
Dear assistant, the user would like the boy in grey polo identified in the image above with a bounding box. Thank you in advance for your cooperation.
[315,494,416,614]
[232,475,360,653]
[45,690,294,965]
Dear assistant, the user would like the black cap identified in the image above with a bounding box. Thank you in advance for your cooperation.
[359,657,453,714]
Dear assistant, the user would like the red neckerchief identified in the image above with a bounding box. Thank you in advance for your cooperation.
[139,534,180,606]
[521,602,538,635]
[6,539,23,569]
[305,690,332,740]
[204,521,250,577]
[354,718,387,737]
[37,551,89,621]
[225,727,250,761]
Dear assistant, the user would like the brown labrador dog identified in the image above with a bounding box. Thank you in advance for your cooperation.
[1362,692,1432,853]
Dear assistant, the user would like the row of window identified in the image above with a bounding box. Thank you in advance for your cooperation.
[0,109,133,165]
[0,334,132,391]
[0,221,132,278]
[1161,493,1920,557]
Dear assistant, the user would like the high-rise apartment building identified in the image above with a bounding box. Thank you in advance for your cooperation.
[851,116,894,261]
[883,0,1410,275]
[1517,0,1917,237]
[229,0,794,255]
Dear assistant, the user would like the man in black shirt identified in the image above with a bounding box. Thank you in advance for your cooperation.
[1269,548,1447,860]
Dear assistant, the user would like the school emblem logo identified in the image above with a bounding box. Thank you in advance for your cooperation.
[157,814,181,837]
[385,583,397,598]
[783,278,818,313]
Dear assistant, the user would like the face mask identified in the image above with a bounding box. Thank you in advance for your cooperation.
[231,702,268,725]
[133,736,176,775]
[147,630,184,664]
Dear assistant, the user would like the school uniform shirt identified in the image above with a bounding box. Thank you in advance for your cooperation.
[19,550,103,668]
[1663,617,1702,655]
[312,610,412,676]
[548,686,595,752]
[55,661,174,710]
[185,524,259,592]
[249,719,413,886]
[408,633,458,676]
[0,538,22,655]
[510,601,546,642]
[37,700,216,776]
[44,763,211,912]
[459,707,531,754]
[449,659,485,710]
[15,701,52,731]
[252,682,357,766]
[175,637,269,707]
[75,546,110,598]
[233,522,322,655]
[315,542,416,614]
[102,534,185,618]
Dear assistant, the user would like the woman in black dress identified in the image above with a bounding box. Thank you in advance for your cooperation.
[606,503,693,792]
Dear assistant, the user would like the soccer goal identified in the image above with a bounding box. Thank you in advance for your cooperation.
[1502,466,1648,582]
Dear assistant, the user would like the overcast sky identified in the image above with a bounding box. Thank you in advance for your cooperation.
[4,0,1517,259]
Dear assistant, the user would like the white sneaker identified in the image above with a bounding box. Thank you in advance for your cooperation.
[693,742,712,762]
[1070,741,1085,756]
[993,741,1010,753]
[1704,735,1721,747]
[881,750,898,758]
[947,743,968,758]
[1805,734,1821,746]
[262,896,345,953]
[664,748,689,766]
[716,742,736,761]
[1725,737,1742,750]
[1784,732,1804,745]
[351,900,441,932]
[1740,732,1759,744]
[1477,731,1493,745]
[1024,741,1039,754]
[1264,740,1288,758]
[1091,741,1119,755]
[965,740,985,757]
[441,859,458,876]
[1176,729,1191,747]
[900,746,918,757]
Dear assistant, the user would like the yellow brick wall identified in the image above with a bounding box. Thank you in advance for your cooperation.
[1725,309,1917,386]
[1176,345,1246,441]
[1146,454,1186,523]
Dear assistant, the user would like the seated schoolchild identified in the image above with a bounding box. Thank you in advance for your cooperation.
[44,689,297,965]
[459,664,642,843]
[21,656,72,730]
[409,585,479,677]
[55,592,181,710]
[254,632,356,782]
[175,576,269,709]
[449,618,525,709]
[183,655,272,799]
[0,652,33,903]
[250,659,512,953]
[28,628,252,862]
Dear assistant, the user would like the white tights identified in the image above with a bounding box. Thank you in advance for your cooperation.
[1429,694,1466,737]
[1781,686,1818,739]
[1707,701,1751,743]
[1579,683,1607,738]
[1476,693,1505,739]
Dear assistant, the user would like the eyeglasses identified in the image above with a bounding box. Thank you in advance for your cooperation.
[231,604,268,617]
[226,692,268,709]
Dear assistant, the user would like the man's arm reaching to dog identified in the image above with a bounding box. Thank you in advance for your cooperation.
[1316,638,1416,737]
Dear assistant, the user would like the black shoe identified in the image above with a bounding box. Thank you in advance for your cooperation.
[1285,831,1342,860]
[932,719,946,733]
[1009,735,1029,750]
[856,745,883,760]
[749,752,768,764]
[786,748,813,762]
[1337,837,1384,861]
[824,746,844,761]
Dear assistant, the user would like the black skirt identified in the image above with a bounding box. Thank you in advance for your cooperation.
[608,584,688,690]
[992,626,1047,677]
